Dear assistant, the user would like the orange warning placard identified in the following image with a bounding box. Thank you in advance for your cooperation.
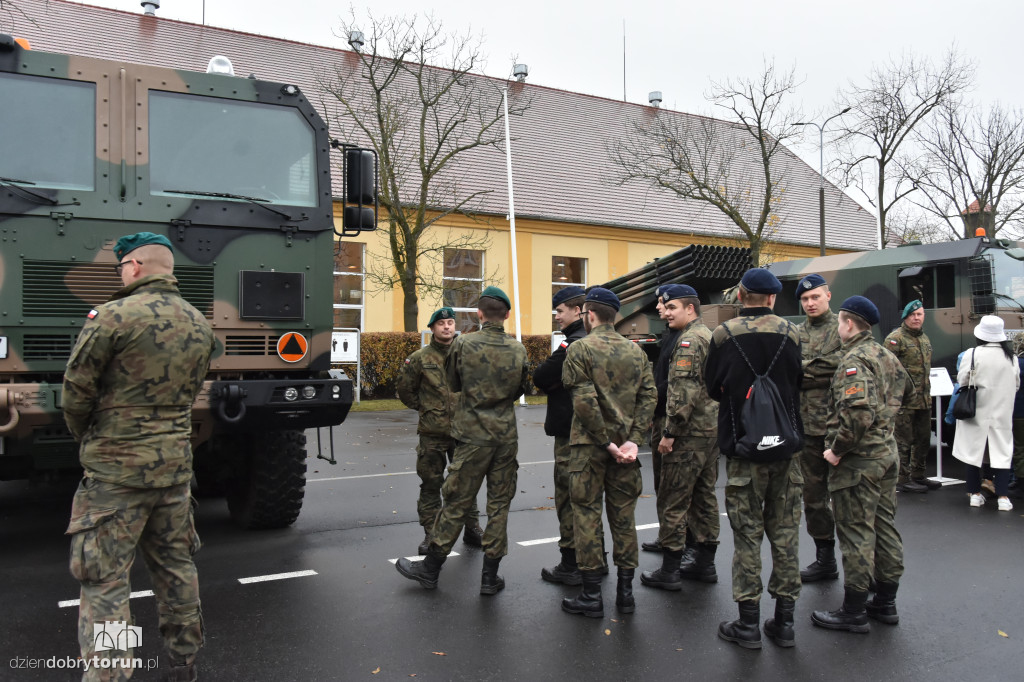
[277,332,308,363]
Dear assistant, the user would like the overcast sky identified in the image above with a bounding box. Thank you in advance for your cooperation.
[57,0,1024,182]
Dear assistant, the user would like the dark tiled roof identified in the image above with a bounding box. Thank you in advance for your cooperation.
[10,0,877,251]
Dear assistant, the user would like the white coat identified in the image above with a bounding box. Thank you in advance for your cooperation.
[952,344,1021,468]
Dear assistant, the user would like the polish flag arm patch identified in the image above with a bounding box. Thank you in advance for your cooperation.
[87,309,98,319]
[679,340,690,347]
[889,340,897,345]
[845,368,857,376]
[559,341,568,348]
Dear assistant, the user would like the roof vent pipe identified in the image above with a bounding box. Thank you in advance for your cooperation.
[141,0,160,16]
[648,91,662,107]
[347,31,365,51]
[513,64,529,83]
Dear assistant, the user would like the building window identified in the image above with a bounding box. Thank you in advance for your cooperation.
[552,256,587,330]
[333,242,364,330]
[443,248,484,332]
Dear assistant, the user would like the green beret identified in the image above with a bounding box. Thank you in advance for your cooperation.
[428,307,456,327]
[114,232,172,261]
[901,299,923,320]
[479,285,511,310]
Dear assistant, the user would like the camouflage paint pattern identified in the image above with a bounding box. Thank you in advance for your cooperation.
[663,320,717,438]
[826,330,908,591]
[569,444,643,571]
[800,435,835,540]
[397,339,456,437]
[63,275,215,488]
[656,435,720,551]
[413,434,479,530]
[67,478,203,679]
[445,322,530,447]
[884,324,932,410]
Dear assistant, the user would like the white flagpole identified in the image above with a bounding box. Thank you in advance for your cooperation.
[502,86,526,407]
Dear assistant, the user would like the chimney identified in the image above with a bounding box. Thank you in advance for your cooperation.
[513,64,529,83]
[141,1,160,16]
[648,91,662,107]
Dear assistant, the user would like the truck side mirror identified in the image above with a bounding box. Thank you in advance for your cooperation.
[340,146,377,236]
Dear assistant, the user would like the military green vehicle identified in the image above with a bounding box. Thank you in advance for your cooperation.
[767,236,1024,374]
[0,36,376,528]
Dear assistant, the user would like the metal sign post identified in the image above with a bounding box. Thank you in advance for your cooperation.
[929,367,963,485]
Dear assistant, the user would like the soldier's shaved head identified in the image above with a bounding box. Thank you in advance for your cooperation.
[132,243,175,275]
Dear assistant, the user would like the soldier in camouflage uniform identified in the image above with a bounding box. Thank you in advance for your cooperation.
[641,284,720,591]
[533,287,588,585]
[811,296,910,633]
[794,274,843,583]
[705,268,803,650]
[560,287,657,618]
[63,233,216,682]
[396,287,529,595]
[397,306,482,555]
[885,300,937,493]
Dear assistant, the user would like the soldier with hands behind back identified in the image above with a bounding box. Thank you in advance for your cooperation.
[886,300,936,493]
[63,232,216,682]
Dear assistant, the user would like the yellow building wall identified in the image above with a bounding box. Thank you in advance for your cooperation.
[332,207,854,335]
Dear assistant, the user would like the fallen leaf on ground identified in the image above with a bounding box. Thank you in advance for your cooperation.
[532,506,555,511]
[604,629,611,636]
[432,652,447,656]
[371,667,380,674]
[639,494,654,498]
[998,630,1009,638]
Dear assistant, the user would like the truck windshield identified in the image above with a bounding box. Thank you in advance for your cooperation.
[988,247,1024,310]
[149,91,317,207]
[0,73,95,191]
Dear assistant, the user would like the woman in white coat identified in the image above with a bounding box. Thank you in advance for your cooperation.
[953,316,1021,511]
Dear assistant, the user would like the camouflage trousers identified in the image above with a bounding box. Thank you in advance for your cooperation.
[725,457,803,603]
[656,435,720,551]
[569,444,643,572]
[429,442,518,560]
[649,415,665,500]
[553,436,575,548]
[829,452,904,592]
[1013,419,1024,480]
[895,408,931,482]
[800,434,835,541]
[416,434,479,530]
[67,477,203,682]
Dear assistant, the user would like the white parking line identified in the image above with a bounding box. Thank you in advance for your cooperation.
[310,459,556,483]
[237,570,318,584]
[518,536,561,546]
[59,590,153,609]
[389,552,460,564]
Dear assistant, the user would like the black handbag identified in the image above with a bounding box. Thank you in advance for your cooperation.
[952,350,977,420]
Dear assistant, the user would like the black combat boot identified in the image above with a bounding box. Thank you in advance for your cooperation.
[718,601,762,649]
[865,580,900,625]
[678,529,699,570]
[800,538,839,583]
[562,570,604,618]
[396,550,446,589]
[541,547,582,586]
[913,477,942,490]
[640,549,683,591]
[616,568,636,613]
[417,530,431,556]
[763,597,796,647]
[896,479,927,493]
[641,538,664,552]
[480,556,505,595]
[463,521,484,547]
[163,662,197,682]
[679,543,718,583]
[811,587,870,633]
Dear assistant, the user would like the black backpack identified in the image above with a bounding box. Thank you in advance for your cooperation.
[724,325,802,462]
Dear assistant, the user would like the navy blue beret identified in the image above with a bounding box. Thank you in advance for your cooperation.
[840,296,880,326]
[740,268,782,295]
[585,286,620,312]
[660,284,699,303]
[552,286,585,308]
[796,273,827,300]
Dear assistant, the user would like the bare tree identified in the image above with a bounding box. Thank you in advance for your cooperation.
[319,13,525,331]
[610,61,802,264]
[882,204,950,245]
[910,101,1024,241]
[833,48,974,247]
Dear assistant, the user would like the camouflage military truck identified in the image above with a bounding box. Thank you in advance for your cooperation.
[0,36,375,528]
[766,237,1024,375]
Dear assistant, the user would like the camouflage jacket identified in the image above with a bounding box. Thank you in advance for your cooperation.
[799,309,842,436]
[397,337,456,437]
[446,321,530,447]
[664,319,717,438]
[62,274,216,488]
[562,323,657,447]
[883,323,932,409]
[826,330,912,459]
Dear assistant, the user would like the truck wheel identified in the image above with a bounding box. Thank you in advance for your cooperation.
[226,429,307,529]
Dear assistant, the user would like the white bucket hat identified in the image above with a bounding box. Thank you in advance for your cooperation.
[974,315,1007,343]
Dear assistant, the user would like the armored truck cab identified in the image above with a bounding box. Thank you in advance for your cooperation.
[0,36,371,528]
[767,237,1024,375]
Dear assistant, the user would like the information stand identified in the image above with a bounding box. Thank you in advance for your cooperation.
[331,328,360,403]
[929,367,963,486]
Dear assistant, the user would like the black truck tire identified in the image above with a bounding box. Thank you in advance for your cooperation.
[226,429,307,529]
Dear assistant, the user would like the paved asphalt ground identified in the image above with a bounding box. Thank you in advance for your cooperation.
[1,405,1021,681]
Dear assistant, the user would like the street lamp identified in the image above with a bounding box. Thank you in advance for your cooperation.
[795,107,850,256]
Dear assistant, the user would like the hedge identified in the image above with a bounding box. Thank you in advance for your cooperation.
[334,332,555,400]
